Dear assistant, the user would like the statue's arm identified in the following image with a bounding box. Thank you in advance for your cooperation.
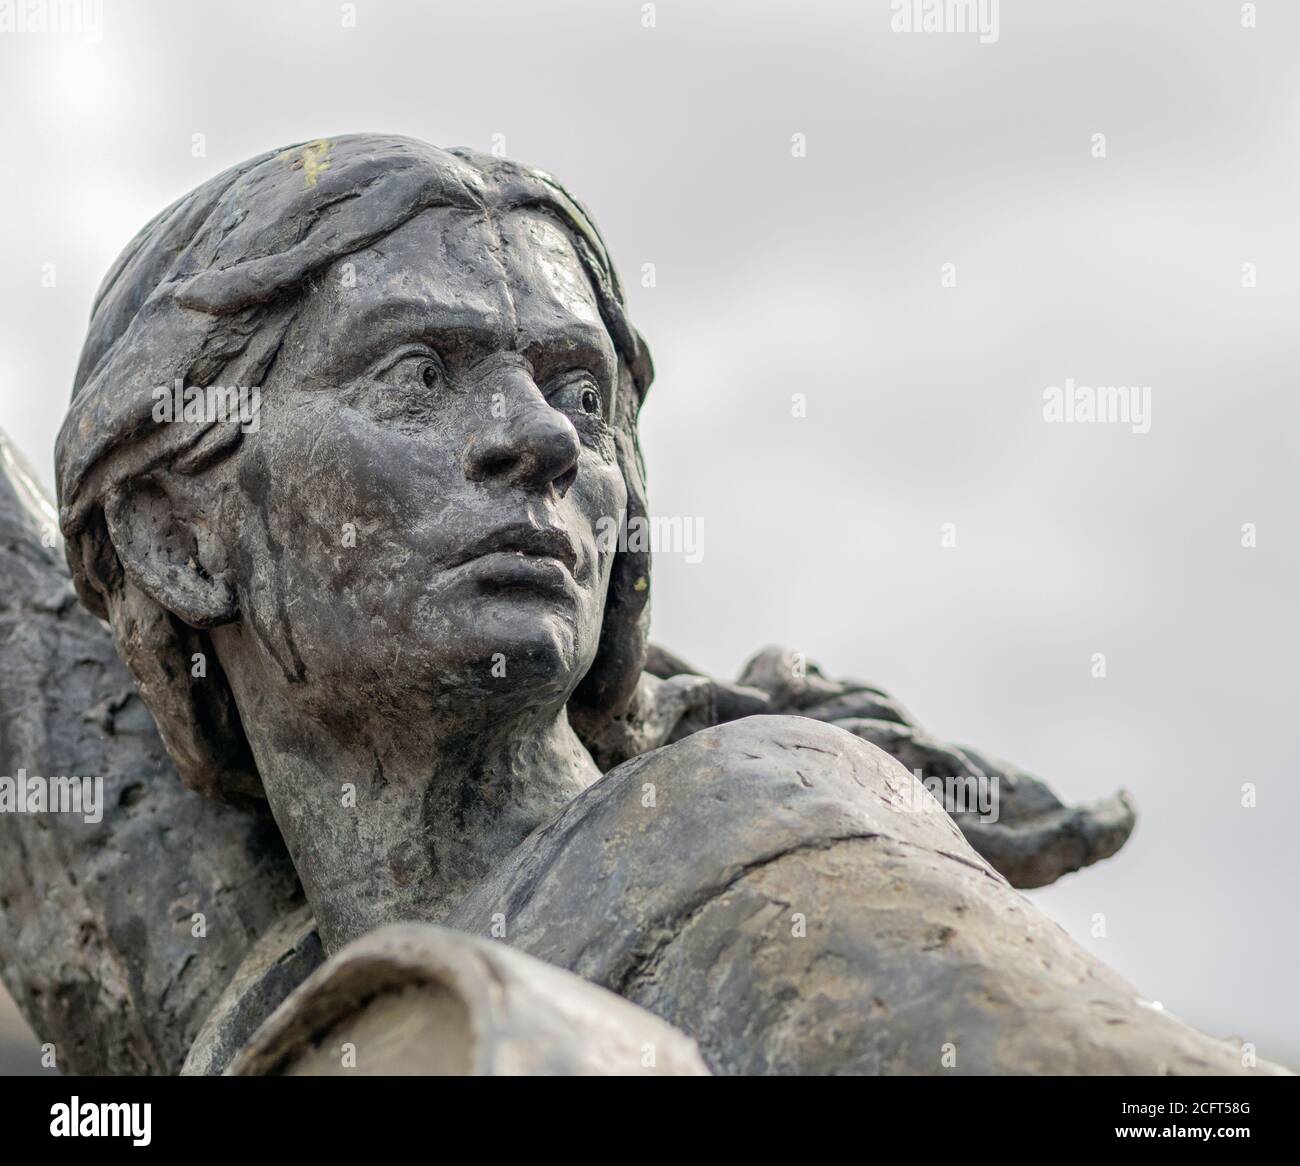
[637,643,1135,888]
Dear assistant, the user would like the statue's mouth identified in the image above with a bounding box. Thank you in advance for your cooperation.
[447,524,582,596]
[462,550,578,597]
[453,524,579,574]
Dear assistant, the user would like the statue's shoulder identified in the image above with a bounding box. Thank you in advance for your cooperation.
[448,712,970,974]
[188,719,942,1076]
[609,712,966,853]
[625,711,930,796]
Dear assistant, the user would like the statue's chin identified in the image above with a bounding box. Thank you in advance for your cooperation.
[401,605,592,716]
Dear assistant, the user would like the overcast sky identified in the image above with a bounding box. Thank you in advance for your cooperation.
[1,0,1296,1069]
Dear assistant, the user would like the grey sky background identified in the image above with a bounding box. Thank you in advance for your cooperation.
[1,0,1296,1069]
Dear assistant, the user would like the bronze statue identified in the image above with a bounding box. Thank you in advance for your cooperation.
[0,136,1280,1075]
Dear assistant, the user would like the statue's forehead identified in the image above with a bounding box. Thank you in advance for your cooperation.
[336,207,601,329]
[503,215,601,326]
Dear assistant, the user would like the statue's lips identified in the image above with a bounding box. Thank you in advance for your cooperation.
[451,525,579,571]
[446,525,582,594]
[459,551,577,597]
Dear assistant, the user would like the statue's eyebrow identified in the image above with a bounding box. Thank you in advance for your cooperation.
[518,324,617,384]
[327,295,616,383]
[326,296,513,373]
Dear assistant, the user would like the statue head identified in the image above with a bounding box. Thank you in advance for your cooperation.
[56,135,653,804]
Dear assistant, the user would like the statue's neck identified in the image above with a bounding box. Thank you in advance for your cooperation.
[239,701,599,953]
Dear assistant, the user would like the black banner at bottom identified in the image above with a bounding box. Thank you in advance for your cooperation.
[0,1072,1291,1153]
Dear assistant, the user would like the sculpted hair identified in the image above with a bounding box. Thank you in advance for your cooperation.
[55,134,654,803]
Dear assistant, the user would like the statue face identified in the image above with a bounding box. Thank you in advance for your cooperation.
[224,207,629,725]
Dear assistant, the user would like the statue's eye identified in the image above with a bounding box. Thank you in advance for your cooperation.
[411,355,448,393]
[550,374,603,419]
[372,349,447,396]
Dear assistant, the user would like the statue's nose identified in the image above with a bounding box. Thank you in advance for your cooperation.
[462,367,580,494]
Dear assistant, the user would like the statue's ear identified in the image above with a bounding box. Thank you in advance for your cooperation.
[103,475,237,628]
